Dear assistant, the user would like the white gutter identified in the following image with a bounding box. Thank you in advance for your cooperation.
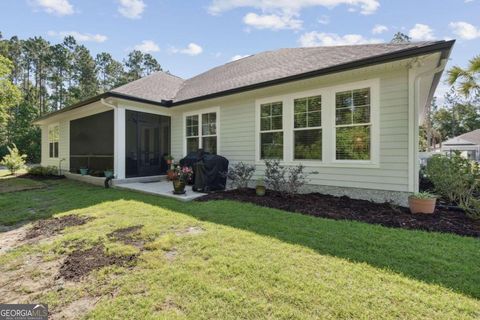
[100,98,117,109]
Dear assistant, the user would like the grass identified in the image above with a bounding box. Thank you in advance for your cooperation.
[0,169,45,194]
[0,171,479,319]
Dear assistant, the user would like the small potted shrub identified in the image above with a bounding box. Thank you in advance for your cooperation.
[408,191,437,214]
[172,166,193,194]
[79,167,88,176]
[256,177,266,196]
[164,155,174,165]
[104,169,114,178]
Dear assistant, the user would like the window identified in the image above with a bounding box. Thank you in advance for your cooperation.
[294,95,322,160]
[185,111,217,154]
[335,88,371,160]
[260,102,283,159]
[48,125,59,158]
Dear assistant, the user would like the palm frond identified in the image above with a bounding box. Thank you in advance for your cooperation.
[447,66,468,85]
[468,55,480,73]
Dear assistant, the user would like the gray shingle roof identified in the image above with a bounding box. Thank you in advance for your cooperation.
[444,129,480,146]
[111,71,184,102]
[109,41,448,105]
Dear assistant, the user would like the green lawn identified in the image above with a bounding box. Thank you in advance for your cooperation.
[0,169,45,194]
[0,173,479,319]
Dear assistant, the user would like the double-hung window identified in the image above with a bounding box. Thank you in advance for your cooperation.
[48,125,59,158]
[185,111,217,154]
[293,95,322,160]
[335,88,371,160]
[260,102,283,159]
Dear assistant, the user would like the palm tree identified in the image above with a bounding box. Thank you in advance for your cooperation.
[448,55,480,97]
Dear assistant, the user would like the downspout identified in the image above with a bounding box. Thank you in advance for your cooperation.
[411,58,448,192]
[100,98,118,185]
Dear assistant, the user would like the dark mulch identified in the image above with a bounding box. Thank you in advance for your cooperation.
[58,245,137,281]
[18,173,66,181]
[108,225,145,248]
[197,189,480,238]
[25,215,92,239]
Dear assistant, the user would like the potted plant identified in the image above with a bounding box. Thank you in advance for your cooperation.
[256,177,266,196]
[79,167,88,176]
[172,166,193,194]
[164,155,174,165]
[408,191,437,214]
[104,169,114,178]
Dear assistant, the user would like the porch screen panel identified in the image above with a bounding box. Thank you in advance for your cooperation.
[69,110,114,173]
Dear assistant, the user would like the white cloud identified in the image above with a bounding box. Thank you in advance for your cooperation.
[32,0,74,16]
[408,23,435,41]
[231,54,250,61]
[208,0,380,15]
[299,32,383,47]
[134,40,160,53]
[243,12,302,30]
[47,31,108,43]
[372,24,388,34]
[449,21,480,40]
[118,0,145,19]
[464,0,474,3]
[318,15,330,25]
[171,43,203,56]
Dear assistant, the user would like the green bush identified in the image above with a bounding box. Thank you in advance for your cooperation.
[0,144,27,174]
[28,165,59,176]
[426,153,480,219]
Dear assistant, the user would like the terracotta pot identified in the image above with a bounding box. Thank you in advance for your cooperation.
[408,196,437,214]
[172,179,186,194]
[166,159,173,165]
[256,185,266,196]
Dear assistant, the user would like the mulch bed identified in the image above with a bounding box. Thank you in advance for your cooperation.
[25,215,92,239]
[58,245,138,281]
[197,189,480,238]
[18,173,66,180]
[108,225,145,249]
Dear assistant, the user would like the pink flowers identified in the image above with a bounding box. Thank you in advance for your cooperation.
[174,166,193,182]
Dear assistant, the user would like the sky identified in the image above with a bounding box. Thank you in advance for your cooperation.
[0,0,479,103]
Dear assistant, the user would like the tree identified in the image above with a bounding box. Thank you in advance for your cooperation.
[124,50,144,82]
[69,44,99,103]
[95,52,125,91]
[143,53,162,75]
[448,55,480,97]
[391,32,411,44]
[0,55,22,133]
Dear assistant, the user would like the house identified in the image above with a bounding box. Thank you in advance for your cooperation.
[34,40,455,205]
[441,129,480,161]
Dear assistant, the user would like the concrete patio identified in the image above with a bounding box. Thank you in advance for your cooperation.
[115,179,206,201]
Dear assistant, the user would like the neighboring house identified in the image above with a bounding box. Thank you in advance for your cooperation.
[34,40,454,205]
[441,129,480,161]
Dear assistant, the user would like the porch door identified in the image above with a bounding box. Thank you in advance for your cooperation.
[125,110,171,178]
[138,123,161,177]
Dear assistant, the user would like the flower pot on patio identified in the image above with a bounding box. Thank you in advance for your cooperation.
[172,179,186,194]
[167,169,176,181]
[409,192,437,214]
[104,170,114,178]
[80,168,88,176]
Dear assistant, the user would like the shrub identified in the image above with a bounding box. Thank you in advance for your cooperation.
[264,160,309,196]
[0,144,26,174]
[28,165,59,176]
[426,153,480,219]
[226,162,256,189]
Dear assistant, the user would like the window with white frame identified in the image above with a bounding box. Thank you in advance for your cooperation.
[335,88,371,160]
[185,111,217,154]
[260,101,283,159]
[48,125,59,158]
[294,95,322,160]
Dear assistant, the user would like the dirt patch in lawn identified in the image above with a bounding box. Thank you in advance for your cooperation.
[197,189,480,238]
[58,245,137,281]
[0,178,46,193]
[18,173,66,181]
[108,225,144,248]
[25,215,92,239]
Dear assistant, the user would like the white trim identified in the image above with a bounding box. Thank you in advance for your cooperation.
[182,106,220,156]
[254,78,380,168]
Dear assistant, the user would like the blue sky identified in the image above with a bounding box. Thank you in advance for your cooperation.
[0,0,479,102]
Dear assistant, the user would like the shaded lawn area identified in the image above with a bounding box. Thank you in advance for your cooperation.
[0,169,45,194]
[0,176,479,319]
